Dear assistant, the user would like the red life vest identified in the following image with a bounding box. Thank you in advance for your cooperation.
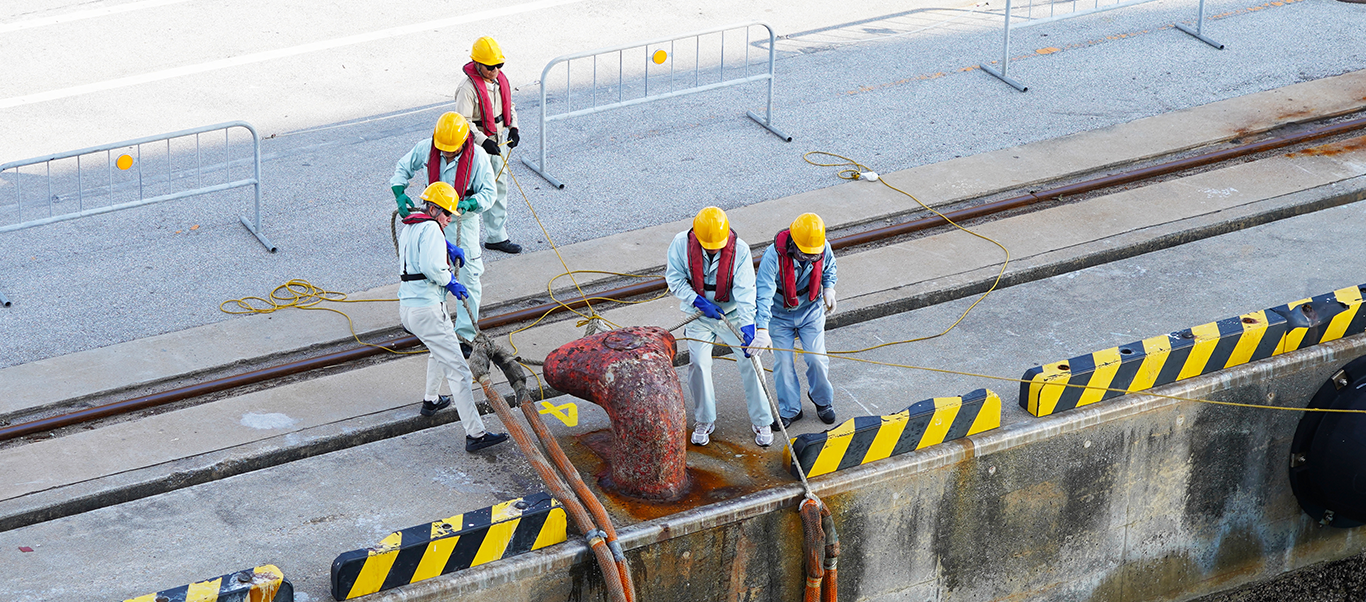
[774,229,822,309]
[462,61,514,137]
[686,229,737,303]
[426,141,476,198]
[399,213,452,282]
[401,212,442,230]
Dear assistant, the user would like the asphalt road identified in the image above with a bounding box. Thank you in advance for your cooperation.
[1,0,1363,368]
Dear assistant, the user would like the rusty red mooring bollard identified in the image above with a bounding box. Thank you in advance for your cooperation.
[544,326,688,500]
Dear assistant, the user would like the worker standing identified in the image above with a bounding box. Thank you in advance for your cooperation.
[665,207,774,447]
[454,36,522,255]
[747,213,840,428]
[396,181,508,451]
[390,112,496,354]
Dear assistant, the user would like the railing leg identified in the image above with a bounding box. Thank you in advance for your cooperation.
[747,111,792,142]
[239,215,277,252]
[1175,0,1224,49]
[982,0,1029,92]
[0,288,11,308]
[520,156,566,190]
[1175,23,1222,48]
[981,64,1029,92]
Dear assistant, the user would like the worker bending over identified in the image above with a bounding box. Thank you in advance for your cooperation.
[748,213,840,428]
[390,112,496,354]
[665,207,774,447]
[396,181,508,452]
[454,36,522,255]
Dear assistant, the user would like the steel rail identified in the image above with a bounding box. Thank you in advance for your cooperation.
[3,115,1364,443]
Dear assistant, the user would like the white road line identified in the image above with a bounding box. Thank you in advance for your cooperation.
[0,0,587,110]
[0,0,192,34]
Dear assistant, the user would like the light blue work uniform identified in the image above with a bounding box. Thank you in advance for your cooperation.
[755,242,838,419]
[390,138,496,341]
[665,232,772,428]
[396,219,488,437]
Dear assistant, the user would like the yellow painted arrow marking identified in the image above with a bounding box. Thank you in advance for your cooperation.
[538,401,578,427]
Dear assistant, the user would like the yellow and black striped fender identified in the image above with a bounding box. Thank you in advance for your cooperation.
[123,565,291,602]
[787,389,1001,478]
[1020,283,1366,417]
[330,492,567,600]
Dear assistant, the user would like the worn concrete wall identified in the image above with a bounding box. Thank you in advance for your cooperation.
[383,335,1366,602]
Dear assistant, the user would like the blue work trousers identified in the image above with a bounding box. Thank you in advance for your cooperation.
[769,301,833,418]
[685,316,773,427]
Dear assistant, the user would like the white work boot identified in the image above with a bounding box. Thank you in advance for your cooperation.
[691,422,715,446]
[752,424,773,447]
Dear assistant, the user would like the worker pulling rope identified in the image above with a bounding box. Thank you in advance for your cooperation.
[443,141,636,602]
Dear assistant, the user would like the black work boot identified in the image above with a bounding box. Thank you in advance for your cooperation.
[420,395,452,417]
[774,409,804,430]
[484,240,522,254]
[810,393,836,424]
[466,432,510,452]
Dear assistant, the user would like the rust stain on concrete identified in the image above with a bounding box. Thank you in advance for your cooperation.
[1285,134,1366,157]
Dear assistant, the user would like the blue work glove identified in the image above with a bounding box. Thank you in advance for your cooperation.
[692,296,724,320]
[457,197,479,214]
[741,324,756,358]
[391,185,414,217]
[445,241,466,268]
[445,276,469,300]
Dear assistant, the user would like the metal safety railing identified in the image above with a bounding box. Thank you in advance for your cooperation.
[0,121,276,307]
[522,21,792,189]
[981,0,1224,91]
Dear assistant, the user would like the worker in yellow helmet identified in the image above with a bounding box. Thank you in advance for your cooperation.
[665,207,773,447]
[390,111,496,355]
[396,181,508,452]
[745,213,839,429]
[454,36,522,255]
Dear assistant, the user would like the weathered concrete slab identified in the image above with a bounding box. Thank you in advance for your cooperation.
[5,187,1366,601]
[4,70,1364,421]
[3,137,1364,534]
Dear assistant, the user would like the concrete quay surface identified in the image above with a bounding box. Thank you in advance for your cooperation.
[4,63,1366,602]
[3,68,1365,423]
[5,182,1366,601]
[4,77,1366,535]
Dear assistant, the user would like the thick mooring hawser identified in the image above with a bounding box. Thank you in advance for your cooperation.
[543,326,688,500]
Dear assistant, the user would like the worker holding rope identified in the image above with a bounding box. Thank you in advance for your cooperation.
[665,207,775,447]
[390,112,496,357]
[454,36,522,255]
[396,181,509,451]
[749,213,840,428]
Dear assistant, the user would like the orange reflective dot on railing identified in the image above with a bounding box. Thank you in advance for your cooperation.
[652,50,667,65]
[116,154,134,170]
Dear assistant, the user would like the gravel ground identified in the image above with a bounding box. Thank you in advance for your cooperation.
[1,0,1363,368]
[1195,552,1366,602]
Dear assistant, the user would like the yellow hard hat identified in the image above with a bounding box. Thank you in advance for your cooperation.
[432,112,470,152]
[420,181,459,215]
[790,213,826,255]
[470,36,506,66]
[692,207,730,250]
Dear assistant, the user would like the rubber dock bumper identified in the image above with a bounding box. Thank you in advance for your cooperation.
[330,492,567,600]
[123,565,292,602]
[787,388,1002,478]
[1021,283,1366,417]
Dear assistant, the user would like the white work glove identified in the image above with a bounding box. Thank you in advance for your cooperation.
[823,287,837,314]
[747,328,772,357]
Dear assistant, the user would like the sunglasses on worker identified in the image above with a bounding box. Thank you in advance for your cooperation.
[480,62,504,70]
